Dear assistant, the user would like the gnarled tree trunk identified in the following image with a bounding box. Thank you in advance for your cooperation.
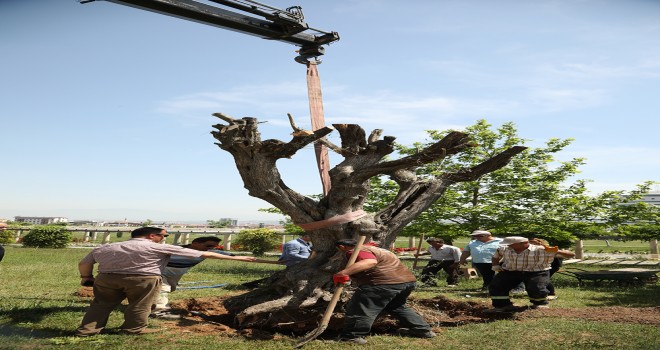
[211,113,526,332]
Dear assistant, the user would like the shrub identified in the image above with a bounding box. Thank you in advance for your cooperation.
[234,228,280,256]
[21,226,72,248]
[0,228,15,244]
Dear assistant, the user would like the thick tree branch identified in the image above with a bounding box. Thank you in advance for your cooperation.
[444,146,528,182]
[373,146,527,245]
[358,132,475,180]
[211,113,329,222]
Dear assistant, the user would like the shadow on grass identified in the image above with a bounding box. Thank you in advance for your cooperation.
[0,305,87,324]
[580,284,660,307]
[0,324,55,338]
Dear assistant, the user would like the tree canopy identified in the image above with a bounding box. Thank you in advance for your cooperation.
[366,120,657,246]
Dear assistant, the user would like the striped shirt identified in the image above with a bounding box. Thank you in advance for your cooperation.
[494,244,555,272]
[80,238,204,276]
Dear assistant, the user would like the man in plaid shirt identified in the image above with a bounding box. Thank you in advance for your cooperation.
[488,236,574,311]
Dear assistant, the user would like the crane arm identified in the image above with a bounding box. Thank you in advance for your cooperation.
[80,0,339,63]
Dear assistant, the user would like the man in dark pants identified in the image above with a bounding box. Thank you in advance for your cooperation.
[488,236,575,312]
[0,222,7,262]
[529,238,564,300]
[415,237,461,286]
[546,257,562,299]
[333,239,435,344]
[459,230,503,290]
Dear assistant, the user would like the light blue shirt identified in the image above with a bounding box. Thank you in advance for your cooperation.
[463,238,503,263]
[279,238,312,267]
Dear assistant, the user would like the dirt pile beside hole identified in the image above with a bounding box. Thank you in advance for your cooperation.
[74,291,660,338]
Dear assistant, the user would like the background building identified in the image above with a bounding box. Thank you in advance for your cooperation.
[13,216,68,225]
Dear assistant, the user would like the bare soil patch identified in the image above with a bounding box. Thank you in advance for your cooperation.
[74,287,95,298]
[74,290,659,338]
[165,295,660,338]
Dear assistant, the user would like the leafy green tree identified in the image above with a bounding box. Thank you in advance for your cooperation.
[234,228,281,256]
[368,120,652,247]
[604,186,660,241]
[141,219,153,227]
[207,219,232,228]
[7,221,30,227]
[22,225,71,248]
[258,208,304,236]
[0,228,14,244]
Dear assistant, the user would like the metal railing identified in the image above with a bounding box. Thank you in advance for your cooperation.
[3,227,286,250]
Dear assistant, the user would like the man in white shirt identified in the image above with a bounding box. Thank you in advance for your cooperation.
[415,237,461,287]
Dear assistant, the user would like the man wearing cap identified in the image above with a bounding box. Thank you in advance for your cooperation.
[415,237,461,287]
[458,230,503,290]
[488,236,575,311]
[333,239,435,344]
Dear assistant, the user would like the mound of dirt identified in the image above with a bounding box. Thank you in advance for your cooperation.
[74,287,94,298]
[76,291,660,338]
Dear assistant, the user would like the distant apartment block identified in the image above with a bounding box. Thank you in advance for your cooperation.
[14,216,68,225]
[640,192,660,206]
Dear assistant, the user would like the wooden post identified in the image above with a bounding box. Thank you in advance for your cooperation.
[412,234,425,270]
[408,236,415,249]
[102,232,111,244]
[92,231,98,242]
[83,231,91,243]
[575,239,584,259]
[173,233,182,245]
[650,239,659,260]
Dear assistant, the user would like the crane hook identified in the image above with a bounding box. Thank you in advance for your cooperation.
[295,45,325,65]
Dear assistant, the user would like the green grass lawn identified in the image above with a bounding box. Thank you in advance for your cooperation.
[0,246,658,349]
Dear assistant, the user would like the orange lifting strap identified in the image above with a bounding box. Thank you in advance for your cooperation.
[306,62,331,196]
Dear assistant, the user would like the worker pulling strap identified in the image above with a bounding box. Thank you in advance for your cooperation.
[306,62,331,195]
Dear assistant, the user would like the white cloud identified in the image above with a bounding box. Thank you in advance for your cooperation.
[155,83,525,145]
[528,88,606,112]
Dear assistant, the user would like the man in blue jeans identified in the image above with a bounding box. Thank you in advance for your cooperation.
[333,239,435,344]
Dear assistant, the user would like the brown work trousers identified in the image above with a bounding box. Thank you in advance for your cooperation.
[76,273,161,336]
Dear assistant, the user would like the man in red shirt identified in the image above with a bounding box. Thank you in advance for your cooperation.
[333,239,435,344]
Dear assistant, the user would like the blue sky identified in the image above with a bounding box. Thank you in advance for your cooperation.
[1,0,659,223]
